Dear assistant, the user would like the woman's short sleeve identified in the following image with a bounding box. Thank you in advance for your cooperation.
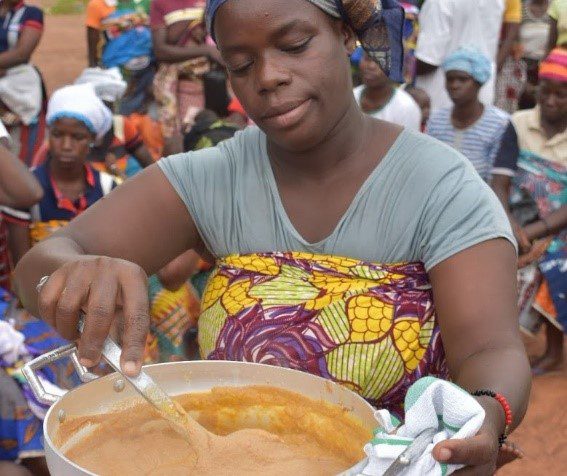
[418,148,517,271]
[157,142,236,254]
[21,6,44,30]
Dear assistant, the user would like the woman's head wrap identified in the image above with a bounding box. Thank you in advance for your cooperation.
[74,67,127,103]
[205,0,404,82]
[442,47,492,85]
[46,84,113,140]
[539,48,567,83]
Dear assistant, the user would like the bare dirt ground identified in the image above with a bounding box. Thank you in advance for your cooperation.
[30,6,567,476]
[31,7,86,94]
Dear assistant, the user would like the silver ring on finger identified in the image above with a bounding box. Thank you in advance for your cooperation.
[36,275,50,293]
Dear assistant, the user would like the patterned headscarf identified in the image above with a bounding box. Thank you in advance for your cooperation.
[442,47,492,85]
[205,0,404,82]
[539,48,567,83]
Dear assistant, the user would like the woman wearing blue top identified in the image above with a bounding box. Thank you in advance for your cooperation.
[15,1,529,473]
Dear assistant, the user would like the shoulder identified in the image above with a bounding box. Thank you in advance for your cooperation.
[426,107,451,130]
[512,107,536,128]
[390,130,478,186]
[86,0,105,11]
[20,5,44,25]
[21,5,43,17]
[395,133,516,269]
[486,105,510,122]
[482,106,510,133]
[429,107,451,121]
[86,0,109,21]
[393,88,421,112]
[159,126,264,179]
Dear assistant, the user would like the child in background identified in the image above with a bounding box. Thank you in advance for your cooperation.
[405,85,431,131]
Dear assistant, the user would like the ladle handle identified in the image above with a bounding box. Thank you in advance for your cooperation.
[21,343,99,405]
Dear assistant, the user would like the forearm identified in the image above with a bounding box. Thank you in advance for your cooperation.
[6,221,31,267]
[154,43,211,63]
[14,236,87,316]
[524,205,567,240]
[0,145,43,207]
[157,250,200,291]
[490,177,511,214]
[87,28,100,67]
[0,49,31,69]
[452,346,531,433]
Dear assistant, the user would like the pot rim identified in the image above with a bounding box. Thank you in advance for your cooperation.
[43,360,377,475]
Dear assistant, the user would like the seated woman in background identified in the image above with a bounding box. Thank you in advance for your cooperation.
[493,48,567,375]
[0,125,45,476]
[32,69,155,180]
[9,83,195,364]
[354,52,422,131]
[0,0,46,166]
[427,47,514,182]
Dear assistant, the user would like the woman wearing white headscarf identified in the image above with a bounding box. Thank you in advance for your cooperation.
[5,84,118,256]
[32,74,155,178]
[0,84,118,476]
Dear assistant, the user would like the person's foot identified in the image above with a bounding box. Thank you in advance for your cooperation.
[531,353,563,376]
[496,441,524,468]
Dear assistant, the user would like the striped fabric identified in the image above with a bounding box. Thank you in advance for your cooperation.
[426,106,510,181]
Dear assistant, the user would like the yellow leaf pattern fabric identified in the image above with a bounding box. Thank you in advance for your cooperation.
[198,252,447,417]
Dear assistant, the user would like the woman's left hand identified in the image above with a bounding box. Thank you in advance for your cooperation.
[432,422,499,475]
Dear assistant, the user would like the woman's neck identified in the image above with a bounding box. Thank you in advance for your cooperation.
[451,99,484,129]
[267,99,372,180]
[49,159,86,184]
[541,114,567,140]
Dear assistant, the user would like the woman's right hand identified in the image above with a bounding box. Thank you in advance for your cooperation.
[37,256,150,376]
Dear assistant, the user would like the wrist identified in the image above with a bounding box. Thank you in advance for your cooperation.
[475,396,506,438]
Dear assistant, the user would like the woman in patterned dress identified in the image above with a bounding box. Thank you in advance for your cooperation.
[15,0,530,473]
[0,134,43,475]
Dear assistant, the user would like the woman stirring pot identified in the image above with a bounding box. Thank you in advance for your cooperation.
[14,0,530,473]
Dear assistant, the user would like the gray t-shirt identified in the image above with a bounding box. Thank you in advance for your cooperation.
[159,126,515,271]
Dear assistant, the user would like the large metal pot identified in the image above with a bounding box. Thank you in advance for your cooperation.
[23,345,375,475]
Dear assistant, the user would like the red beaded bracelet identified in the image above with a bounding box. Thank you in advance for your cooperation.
[471,390,513,446]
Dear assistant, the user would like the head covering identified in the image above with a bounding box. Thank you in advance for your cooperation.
[205,0,404,82]
[442,47,492,85]
[539,48,567,83]
[74,67,127,103]
[46,84,113,140]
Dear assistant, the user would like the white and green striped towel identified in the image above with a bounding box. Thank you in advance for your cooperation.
[348,377,485,476]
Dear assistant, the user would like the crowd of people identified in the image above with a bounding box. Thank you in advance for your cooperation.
[0,0,565,474]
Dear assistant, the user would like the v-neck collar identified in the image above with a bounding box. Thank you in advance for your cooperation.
[261,129,409,247]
